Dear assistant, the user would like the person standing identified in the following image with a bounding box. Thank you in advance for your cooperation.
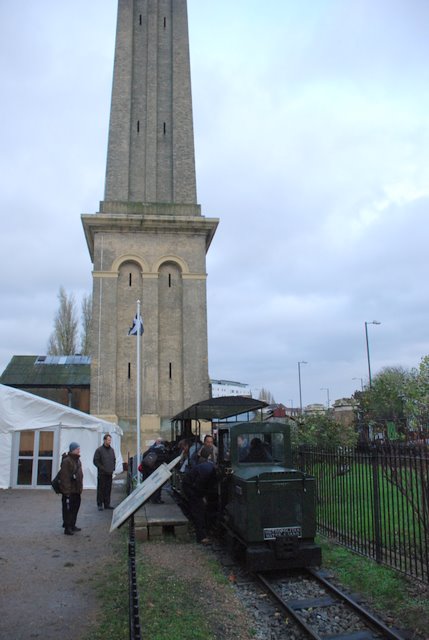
[138,437,167,504]
[181,446,217,543]
[93,434,116,511]
[201,434,218,463]
[60,442,83,536]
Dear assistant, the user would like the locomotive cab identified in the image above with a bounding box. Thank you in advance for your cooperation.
[217,421,321,571]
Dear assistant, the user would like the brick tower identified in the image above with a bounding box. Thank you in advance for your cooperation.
[82,0,218,451]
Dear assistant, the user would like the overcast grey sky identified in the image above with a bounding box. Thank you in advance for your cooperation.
[1,0,429,408]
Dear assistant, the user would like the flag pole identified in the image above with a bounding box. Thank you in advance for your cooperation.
[136,299,141,484]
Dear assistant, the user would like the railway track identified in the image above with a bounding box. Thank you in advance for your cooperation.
[255,568,407,640]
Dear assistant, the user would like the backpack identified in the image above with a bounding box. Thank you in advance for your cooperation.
[141,450,158,470]
[51,471,62,494]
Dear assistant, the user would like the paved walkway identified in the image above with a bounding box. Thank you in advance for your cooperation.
[0,479,125,640]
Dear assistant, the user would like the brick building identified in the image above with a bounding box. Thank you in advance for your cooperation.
[81,1,218,452]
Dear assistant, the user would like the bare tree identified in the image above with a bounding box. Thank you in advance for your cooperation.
[258,387,276,404]
[47,287,78,355]
[80,293,92,355]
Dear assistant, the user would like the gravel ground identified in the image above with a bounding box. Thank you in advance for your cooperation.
[0,480,125,640]
[0,482,258,640]
[2,483,426,640]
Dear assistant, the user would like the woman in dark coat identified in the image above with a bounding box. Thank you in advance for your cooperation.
[59,442,83,535]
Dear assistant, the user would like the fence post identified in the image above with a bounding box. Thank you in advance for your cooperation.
[371,447,382,563]
[128,515,142,640]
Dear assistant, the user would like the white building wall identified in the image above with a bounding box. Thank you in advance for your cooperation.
[210,379,250,398]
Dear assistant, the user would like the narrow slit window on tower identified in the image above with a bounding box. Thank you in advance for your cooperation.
[139,14,142,26]
[169,362,172,379]
[163,122,166,135]
[164,17,167,29]
[168,273,171,287]
[129,273,132,286]
[137,120,140,133]
[128,363,131,379]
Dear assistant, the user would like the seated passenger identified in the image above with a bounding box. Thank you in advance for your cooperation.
[237,435,249,461]
[242,437,272,463]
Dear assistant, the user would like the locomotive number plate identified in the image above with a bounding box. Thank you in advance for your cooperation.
[263,526,302,540]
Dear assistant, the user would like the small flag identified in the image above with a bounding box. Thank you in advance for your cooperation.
[128,314,144,336]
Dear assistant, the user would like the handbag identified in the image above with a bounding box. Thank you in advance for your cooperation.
[51,471,62,494]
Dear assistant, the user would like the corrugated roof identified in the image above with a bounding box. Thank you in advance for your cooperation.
[0,356,90,387]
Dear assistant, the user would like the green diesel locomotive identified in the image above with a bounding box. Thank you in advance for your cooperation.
[217,421,321,571]
[171,397,321,572]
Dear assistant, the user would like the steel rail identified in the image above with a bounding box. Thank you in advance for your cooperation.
[255,572,323,640]
[256,570,407,640]
[308,569,405,640]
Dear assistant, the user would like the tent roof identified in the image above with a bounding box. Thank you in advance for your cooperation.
[171,395,268,422]
[0,384,122,434]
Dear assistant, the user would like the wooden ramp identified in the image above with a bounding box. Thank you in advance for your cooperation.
[134,488,189,542]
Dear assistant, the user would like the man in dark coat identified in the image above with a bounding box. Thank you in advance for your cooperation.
[93,434,116,511]
[60,442,83,535]
[181,445,217,543]
[138,437,168,504]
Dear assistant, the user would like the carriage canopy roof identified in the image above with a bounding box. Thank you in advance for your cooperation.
[171,395,268,422]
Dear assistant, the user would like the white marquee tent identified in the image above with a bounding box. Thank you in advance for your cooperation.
[0,384,123,490]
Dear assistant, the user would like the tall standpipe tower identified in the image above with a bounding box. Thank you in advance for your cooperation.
[82,0,218,450]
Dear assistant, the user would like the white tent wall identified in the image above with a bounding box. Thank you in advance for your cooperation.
[57,426,123,489]
[0,432,12,489]
[0,385,123,490]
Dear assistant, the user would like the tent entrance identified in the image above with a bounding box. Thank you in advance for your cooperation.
[14,430,56,488]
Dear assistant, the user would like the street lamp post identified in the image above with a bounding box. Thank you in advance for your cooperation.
[364,321,381,388]
[320,387,330,409]
[298,361,307,413]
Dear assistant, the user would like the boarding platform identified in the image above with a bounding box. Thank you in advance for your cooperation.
[133,485,189,542]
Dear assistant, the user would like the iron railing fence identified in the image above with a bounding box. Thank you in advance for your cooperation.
[127,456,142,640]
[294,443,429,583]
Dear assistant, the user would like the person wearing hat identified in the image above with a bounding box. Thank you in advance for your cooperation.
[59,442,83,535]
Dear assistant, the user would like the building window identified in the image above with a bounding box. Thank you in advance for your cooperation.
[128,363,131,379]
[169,362,172,379]
[168,273,171,287]
[139,15,142,25]
[137,120,140,133]
[163,17,167,29]
[129,273,132,287]
[163,122,166,135]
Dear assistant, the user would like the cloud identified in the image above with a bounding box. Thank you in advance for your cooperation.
[1,0,429,409]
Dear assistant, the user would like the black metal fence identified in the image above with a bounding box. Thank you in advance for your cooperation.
[127,457,142,640]
[295,443,429,583]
